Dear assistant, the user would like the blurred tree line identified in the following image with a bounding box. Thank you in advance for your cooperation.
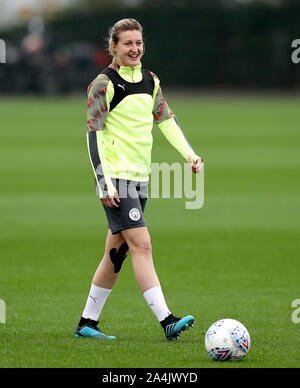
[0,2,299,94]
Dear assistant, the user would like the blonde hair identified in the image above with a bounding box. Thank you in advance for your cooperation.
[107,18,143,57]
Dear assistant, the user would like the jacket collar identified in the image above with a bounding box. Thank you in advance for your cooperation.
[109,60,142,83]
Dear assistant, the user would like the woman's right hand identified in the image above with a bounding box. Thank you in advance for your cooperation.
[101,190,120,208]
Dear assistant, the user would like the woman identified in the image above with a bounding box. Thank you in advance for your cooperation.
[75,19,203,341]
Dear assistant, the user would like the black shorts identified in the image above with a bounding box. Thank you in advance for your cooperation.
[102,179,148,235]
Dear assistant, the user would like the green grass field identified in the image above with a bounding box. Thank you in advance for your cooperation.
[0,94,299,368]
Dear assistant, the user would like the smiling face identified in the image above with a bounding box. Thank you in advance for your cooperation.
[111,30,144,68]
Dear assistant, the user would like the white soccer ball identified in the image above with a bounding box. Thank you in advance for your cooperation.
[205,318,250,361]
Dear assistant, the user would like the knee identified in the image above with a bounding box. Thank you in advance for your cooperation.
[129,238,152,256]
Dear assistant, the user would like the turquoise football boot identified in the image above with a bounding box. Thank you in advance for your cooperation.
[74,317,116,339]
[161,314,195,341]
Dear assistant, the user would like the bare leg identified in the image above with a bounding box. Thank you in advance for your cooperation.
[92,229,128,289]
[120,226,160,293]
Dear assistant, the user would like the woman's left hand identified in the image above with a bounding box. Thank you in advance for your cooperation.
[188,156,203,174]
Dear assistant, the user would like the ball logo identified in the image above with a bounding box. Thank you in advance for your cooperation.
[129,208,140,221]
[215,348,232,361]
[241,337,249,351]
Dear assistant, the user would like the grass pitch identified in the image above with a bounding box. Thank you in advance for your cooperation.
[0,94,299,368]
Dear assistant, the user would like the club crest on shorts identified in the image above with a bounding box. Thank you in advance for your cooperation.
[129,208,140,221]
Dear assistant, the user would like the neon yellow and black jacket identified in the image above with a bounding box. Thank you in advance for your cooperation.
[87,60,200,198]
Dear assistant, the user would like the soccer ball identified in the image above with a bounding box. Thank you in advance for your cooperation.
[205,318,250,361]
